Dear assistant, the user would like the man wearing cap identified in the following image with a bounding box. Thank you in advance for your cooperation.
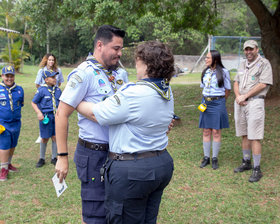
[55,25,126,224]
[233,40,273,182]
[0,66,24,181]
[31,69,62,168]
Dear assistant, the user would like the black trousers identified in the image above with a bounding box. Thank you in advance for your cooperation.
[105,150,174,224]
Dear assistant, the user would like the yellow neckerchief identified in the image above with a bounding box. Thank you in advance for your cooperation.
[0,82,17,111]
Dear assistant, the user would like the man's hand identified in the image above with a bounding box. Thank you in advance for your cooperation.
[167,119,175,135]
[236,94,248,104]
[55,156,69,183]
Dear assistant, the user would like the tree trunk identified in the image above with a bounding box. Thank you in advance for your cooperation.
[46,28,50,54]
[244,0,280,96]
[6,16,12,63]
[20,21,27,72]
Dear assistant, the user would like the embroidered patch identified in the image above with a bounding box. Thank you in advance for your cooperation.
[0,94,6,99]
[18,90,21,94]
[0,89,4,92]
[44,96,51,99]
[72,74,83,83]
[0,100,6,106]
[116,79,123,85]
[113,95,121,105]
[98,79,106,87]
[68,81,77,88]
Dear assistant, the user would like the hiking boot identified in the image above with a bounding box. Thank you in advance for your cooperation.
[36,158,45,168]
[0,168,9,181]
[212,157,219,170]
[200,156,210,168]
[8,164,19,172]
[234,159,252,173]
[249,166,263,182]
[51,158,57,165]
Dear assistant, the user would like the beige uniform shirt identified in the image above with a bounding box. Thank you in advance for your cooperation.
[234,56,273,96]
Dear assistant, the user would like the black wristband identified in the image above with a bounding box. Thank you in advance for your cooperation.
[57,152,68,156]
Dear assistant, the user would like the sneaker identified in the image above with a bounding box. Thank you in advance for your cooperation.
[200,156,210,168]
[249,166,263,182]
[8,164,19,172]
[0,168,9,181]
[234,159,252,173]
[51,158,57,165]
[36,158,45,168]
[35,136,42,144]
[212,157,219,170]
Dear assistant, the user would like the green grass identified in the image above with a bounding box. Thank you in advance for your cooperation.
[1,65,280,223]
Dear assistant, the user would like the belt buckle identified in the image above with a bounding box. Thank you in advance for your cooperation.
[205,97,212,101]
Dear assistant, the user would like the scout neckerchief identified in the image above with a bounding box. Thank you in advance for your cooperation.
[205,69,215,93]
[86,54,118,93]
[242,54,262,89]
[43,84,57,115]
[0,81,17,111]
[137,78,171,101]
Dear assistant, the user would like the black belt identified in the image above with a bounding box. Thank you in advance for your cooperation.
[109,149,166,161]
[246,95,265,101]
[78,138,109,151]
[204,96,225,101]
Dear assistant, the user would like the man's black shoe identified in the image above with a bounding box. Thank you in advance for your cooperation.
[51,158,57,165]
[234,159,252,173]
[249,166,263,182]
[36,158,45,168]
[200,156,210,168]
[212,157,219,170]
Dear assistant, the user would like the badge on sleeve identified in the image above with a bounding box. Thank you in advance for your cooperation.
[116,79,123,85]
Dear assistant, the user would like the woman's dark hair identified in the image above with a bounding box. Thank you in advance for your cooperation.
[39,53,58,72]
[201,50,226,88]
[135,41,174,81]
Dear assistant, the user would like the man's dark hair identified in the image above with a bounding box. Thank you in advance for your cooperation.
[94,25,126,48]
[135,41,175,81]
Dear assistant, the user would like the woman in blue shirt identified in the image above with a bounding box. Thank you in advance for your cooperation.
[75,41,174,224]
[199,50,231,170]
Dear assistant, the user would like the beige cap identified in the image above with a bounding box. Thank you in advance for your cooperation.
[243,40,258,50]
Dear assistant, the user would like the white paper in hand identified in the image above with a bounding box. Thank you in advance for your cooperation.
[52,173,68,197]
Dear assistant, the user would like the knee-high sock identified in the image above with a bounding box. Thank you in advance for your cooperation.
[253,154,261,168]
[242,149,251,160]
[52,141,57,159]
[0,162,8,169]
[203,141,211,158]
[40,142,47,160]
[212,141,221,158]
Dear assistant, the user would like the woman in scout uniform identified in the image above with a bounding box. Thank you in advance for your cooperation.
[31,70,62,168]
[35,53,64,88]
[76,41,174,224]
[0,66,24,181]
[199,50,231,169]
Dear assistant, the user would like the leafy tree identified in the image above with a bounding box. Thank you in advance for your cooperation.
[0,40,30,71]
[244,0,280,95]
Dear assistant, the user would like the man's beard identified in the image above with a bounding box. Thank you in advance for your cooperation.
[107,64,119,72]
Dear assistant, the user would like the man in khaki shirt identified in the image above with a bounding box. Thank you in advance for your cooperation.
[233,40,273,182]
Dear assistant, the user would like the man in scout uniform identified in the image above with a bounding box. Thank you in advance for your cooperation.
[31,69,62,168]
[0,66,24,181]
[55,25,126,224]
[233,40,273,182]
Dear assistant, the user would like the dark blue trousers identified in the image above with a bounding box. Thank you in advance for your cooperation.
[74,142,108,224]
[105,150,174,224]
